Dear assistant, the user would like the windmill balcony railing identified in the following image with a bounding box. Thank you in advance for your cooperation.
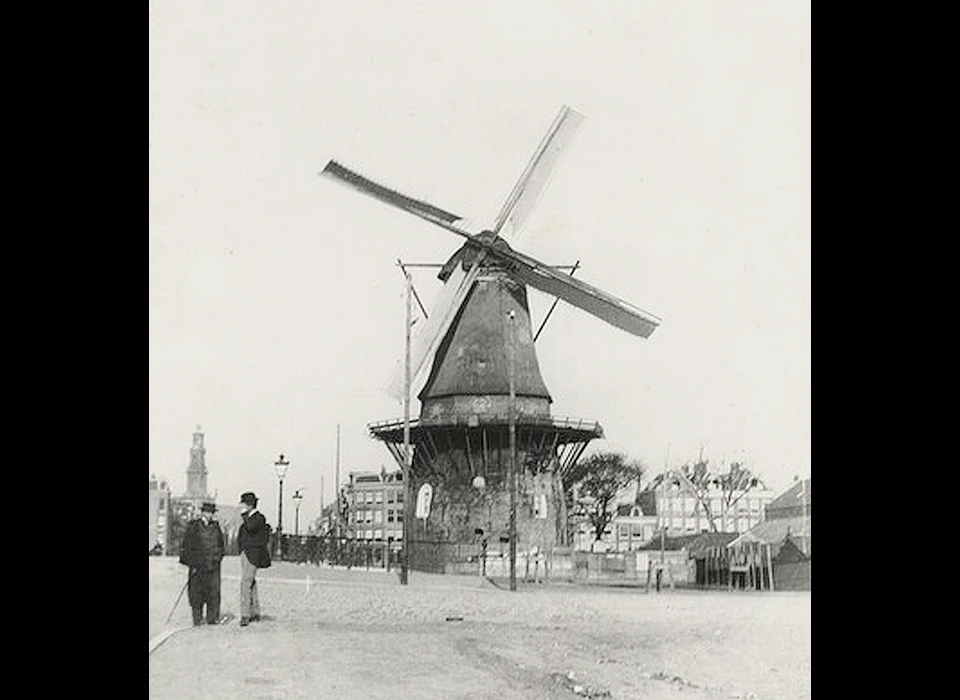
[368,415,603,434]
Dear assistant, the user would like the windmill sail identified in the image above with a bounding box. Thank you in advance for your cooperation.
[321,160,469,237]
[492,105,585,240]
[490,244,661,338]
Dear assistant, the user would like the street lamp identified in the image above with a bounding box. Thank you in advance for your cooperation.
[292,489,304,536]
[274,453,290,557]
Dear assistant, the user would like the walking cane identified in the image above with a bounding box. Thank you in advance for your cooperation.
[165,569,194,624]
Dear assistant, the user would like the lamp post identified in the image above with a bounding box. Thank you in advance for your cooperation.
[274,453,290,557]
[292,489,304,536]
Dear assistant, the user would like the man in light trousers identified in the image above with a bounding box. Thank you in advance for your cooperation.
[237,491,272,627]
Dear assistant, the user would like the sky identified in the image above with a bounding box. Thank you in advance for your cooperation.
[149,0,811,532]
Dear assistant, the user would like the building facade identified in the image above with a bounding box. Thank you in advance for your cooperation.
[638,470,774,536]
[572,503,659,552]
[148,474,171,552]
[343,469,405,546]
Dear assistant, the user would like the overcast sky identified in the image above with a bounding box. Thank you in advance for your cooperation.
[149,1,810,531]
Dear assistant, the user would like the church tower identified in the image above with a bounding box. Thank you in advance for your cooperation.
[186,425,208,499]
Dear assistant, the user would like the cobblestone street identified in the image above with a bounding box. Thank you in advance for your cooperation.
[149,557,810,700]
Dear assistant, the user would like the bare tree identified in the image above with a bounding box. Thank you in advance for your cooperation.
[668,459,763,532]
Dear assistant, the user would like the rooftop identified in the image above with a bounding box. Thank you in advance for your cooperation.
[727,515,810,555]
[766,479,811,519]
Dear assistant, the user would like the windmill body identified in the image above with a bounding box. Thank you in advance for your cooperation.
[323,106,660,572]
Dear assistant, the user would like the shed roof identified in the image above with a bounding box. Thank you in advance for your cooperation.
[727,516,810,556]
[636,531,737,555]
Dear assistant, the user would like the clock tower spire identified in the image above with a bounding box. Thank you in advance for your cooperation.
[186,424,208,499]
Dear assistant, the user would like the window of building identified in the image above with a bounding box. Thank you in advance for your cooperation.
[374,511,383,524]
[397,512,403,522]
[374,529,383,540]
[365,492,374,504]
[387,492,395,503]
[158,498,165,511]
[387,510,394,523]
[375,491,383,504]
[397,491,404,503]
[365,530,373,540]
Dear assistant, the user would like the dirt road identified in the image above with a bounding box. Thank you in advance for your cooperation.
[149,557,809,700]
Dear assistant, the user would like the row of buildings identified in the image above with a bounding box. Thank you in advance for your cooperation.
[572,466,778,552]
[151,428,809,587]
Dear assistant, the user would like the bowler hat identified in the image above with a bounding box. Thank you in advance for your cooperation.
[200,502,217,513]
[240,491,258,506]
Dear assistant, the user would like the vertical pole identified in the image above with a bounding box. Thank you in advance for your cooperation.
[401,271,413,586]
[320,475,324,533]
[335,425,341,537]
[277,477,284,558]
[508,309,517,592]
[766,542,775,591]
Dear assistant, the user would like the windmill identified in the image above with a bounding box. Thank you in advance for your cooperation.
[321,106,661,572]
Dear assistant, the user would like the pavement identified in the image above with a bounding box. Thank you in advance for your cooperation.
[149,556,810,700]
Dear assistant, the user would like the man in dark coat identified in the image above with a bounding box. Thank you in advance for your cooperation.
[237,491,271,627]
[178,501,225,626]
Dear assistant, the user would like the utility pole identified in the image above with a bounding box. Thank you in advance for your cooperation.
[508,309,517,592]
[335,424,341,538]
[401,270,413,585]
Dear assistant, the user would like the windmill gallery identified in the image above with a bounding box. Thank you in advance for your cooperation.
[321,106,661,582]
